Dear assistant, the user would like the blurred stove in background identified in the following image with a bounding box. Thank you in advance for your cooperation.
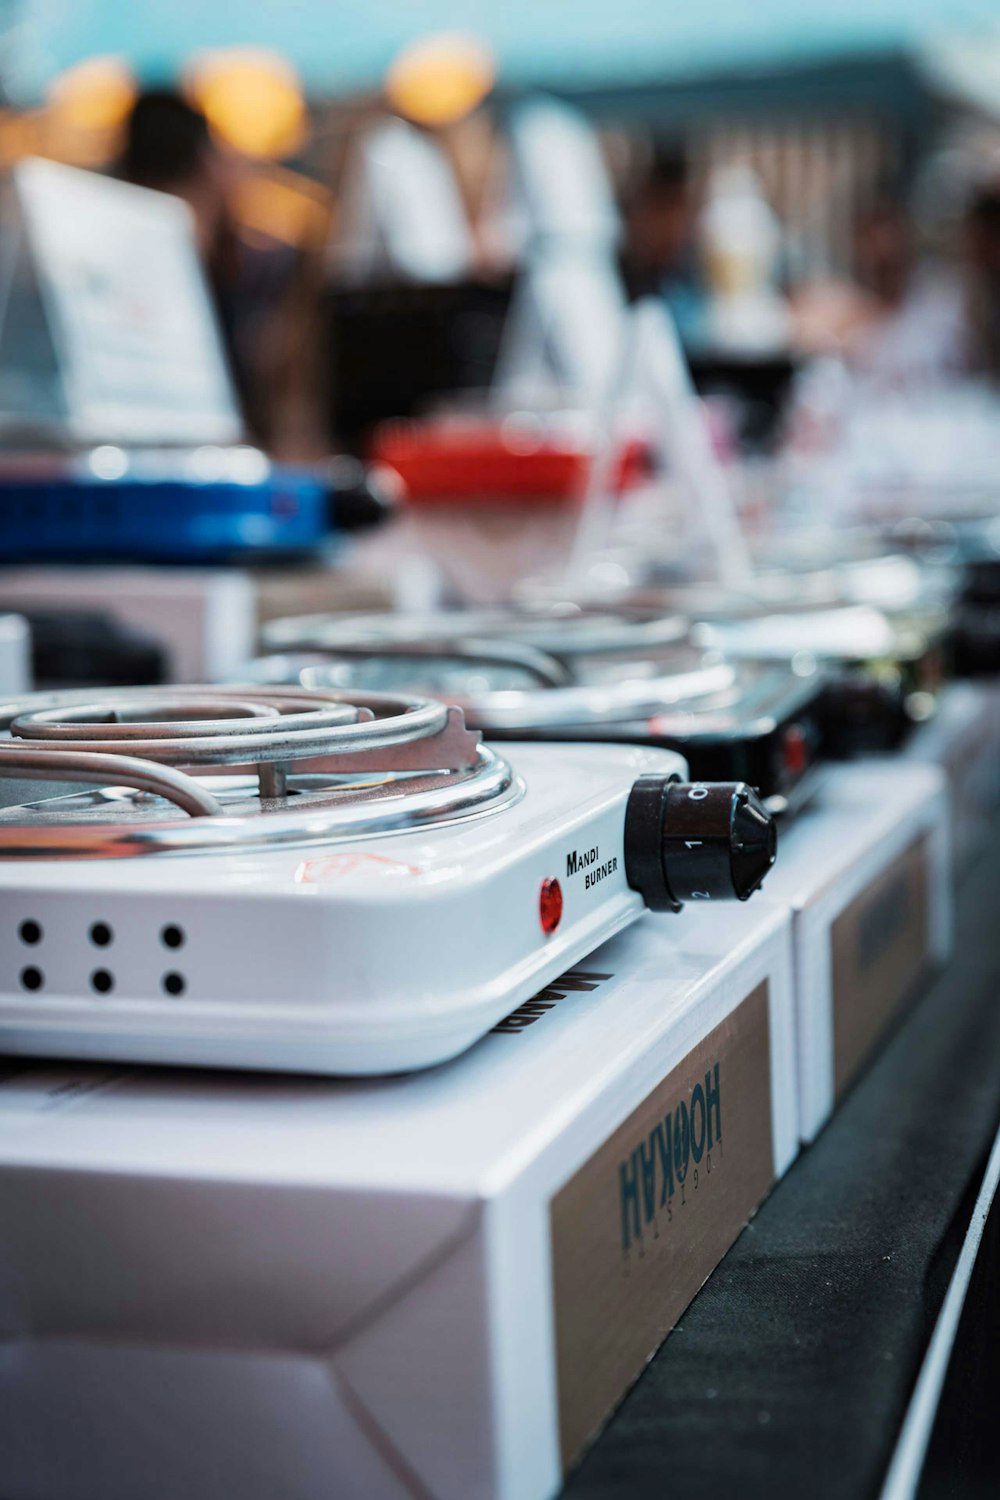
[882,515,1000,678]
[519,545,957,754]
[256,605,829,817]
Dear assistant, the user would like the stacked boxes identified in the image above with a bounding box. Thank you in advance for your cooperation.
[0,761,957,1498]
[0,900,796,1500]
[765,762,951,1141]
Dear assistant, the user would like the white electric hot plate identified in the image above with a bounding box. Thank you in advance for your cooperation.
[0,685,774,1074]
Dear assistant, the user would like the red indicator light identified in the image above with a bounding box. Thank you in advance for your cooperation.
[783,724,809,778]
[539,878,563,935]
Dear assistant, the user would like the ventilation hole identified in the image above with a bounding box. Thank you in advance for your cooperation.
[18,919,42,945]
[90,969,114,995]
[89,921,113,947]
[162,972,186,997]
[161,924,185,950]
[20,966,43,991]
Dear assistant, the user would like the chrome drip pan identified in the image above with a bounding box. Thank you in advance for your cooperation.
[255,604,736,728]
[0,685,521,858]
[287,652,740,730]
[253,605,736,733]
[261,605,690,669]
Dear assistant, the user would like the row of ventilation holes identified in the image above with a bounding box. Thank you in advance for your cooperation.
[16,920,187,997]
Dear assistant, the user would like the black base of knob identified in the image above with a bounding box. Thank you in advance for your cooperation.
[325,457,401,532]
[625,776,776,912]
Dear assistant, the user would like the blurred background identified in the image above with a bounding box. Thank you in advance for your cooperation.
[1,0,1000,642]
[1,18,999,1491]
[2,15,1000,1497]
[0,1,998,457]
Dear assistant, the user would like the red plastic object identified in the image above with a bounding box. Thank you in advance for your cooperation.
[369,416,652,505]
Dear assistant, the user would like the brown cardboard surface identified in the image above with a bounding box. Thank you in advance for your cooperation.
[832,836,931,1097]
[252,565,392,624]
[550,981,774,1470]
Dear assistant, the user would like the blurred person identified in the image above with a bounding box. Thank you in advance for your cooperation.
[698,163,790,352]
[330,36,512,285]
[791,184,966,385]
[623,146,706,344]
[324,40,515,447]
[962,179,1000,378]
[791,192,920,364]
[843,191,967,386]
[436,105,513,274]
[794,151,1000,388]
[121,88,228,256]
[120,87,327,455]
[855,194,913,311]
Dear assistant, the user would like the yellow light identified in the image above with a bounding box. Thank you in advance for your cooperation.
[233,166,332,251]
[386,33,496,128]
[47,55,137,134]
[188,48,307,160]
[0,110,51,169]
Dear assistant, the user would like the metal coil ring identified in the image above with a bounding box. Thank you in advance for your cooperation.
[5,685,452,768]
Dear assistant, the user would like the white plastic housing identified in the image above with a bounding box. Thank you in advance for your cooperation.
[0,743,688,1074]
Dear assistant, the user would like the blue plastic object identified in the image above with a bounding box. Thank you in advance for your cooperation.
[0,465,333,564]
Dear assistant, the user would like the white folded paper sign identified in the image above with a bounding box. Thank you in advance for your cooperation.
[0,158,242,447]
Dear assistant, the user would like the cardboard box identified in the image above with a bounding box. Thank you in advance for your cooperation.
[251,560,394,625]
[903,682,1000,873]
[0,562,395,686]
[765,762,951,1142]
[0,901,796,1500]
[0,565,256,683]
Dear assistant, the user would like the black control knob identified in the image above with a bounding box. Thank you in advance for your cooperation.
[325,457,403,533]
[624,776,776,912]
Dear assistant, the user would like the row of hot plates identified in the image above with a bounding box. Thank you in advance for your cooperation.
[254,587,951,816]
[0,576,972,1076]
